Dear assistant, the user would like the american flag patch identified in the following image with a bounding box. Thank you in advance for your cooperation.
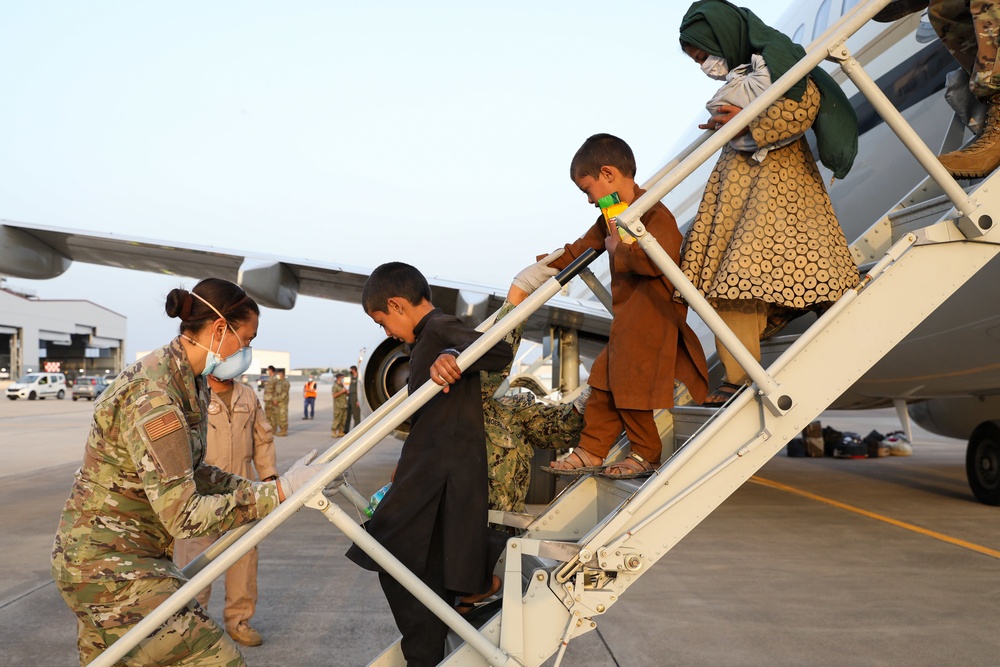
[143,412,182,441]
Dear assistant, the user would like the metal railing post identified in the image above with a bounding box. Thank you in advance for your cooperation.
[89,251,600,667]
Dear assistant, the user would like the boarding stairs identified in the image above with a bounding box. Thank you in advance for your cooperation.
[90,1,1000,666]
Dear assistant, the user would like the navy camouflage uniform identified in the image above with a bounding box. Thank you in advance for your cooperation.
[51,338,281,666]
[482,302,584,515]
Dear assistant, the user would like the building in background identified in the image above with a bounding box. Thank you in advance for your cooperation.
[0,280,126,383]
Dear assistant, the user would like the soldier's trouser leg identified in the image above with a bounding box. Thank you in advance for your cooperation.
[930,0,1000,97]
[930,0,979,75]
[57,578,245,667]
[574,387,662,464]
[172,535,217,608]
[222,547,258,628]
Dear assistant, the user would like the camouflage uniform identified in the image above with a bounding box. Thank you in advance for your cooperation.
[51,337,281,666]
[332,380,348,435]
[482,302,584,515]
[271,376,290,436]
[931,0,1000,99]
[262,375,278,432]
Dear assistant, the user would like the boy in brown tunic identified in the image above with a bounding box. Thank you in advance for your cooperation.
[511,133,708,478]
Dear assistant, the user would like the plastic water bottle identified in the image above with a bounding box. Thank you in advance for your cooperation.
[363,482,392,517]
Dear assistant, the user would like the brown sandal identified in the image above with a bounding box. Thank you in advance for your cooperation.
[702,382,742,408]
[542,448,604,475]
[598,453,656,480]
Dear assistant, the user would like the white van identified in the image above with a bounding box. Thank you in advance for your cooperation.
[6,372,67,400]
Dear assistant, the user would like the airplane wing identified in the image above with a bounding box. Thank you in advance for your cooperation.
[0,219,612,355]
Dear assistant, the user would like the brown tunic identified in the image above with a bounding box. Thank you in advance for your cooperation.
[679,79,859,310]
[547,184,709,410]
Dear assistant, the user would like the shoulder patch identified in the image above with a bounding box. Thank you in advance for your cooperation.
[143,412,182,441]
[138,408,193,482]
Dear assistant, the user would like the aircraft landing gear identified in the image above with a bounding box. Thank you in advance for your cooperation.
[967,421,1000,506]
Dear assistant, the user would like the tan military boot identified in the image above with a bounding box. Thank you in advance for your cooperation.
[939,96,1000,179]
[226,621,263,646]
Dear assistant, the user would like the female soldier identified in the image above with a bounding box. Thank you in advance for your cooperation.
[677,0,860,405]
[51,278,319,666]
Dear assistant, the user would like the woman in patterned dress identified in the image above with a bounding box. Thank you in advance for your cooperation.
[677,0,861,405]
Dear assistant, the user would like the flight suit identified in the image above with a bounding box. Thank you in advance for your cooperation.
[51,337,280,667]
[173,382,278,634]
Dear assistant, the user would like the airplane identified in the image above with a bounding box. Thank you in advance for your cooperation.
[3,0,1000,509]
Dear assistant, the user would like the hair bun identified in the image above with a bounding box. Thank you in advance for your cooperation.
[165,288,194,320]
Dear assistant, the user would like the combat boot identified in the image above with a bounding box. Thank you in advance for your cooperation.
[226,621,263,646]
[939,95,1000,179]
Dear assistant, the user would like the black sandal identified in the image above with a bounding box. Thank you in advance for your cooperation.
[702,382,742,408]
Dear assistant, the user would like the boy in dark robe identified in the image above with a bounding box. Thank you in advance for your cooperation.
[346,262,511,667]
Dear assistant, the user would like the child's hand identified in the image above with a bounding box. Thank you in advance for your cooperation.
[698,104,748,136]
[430,353,462,393]
[605,226,621,255]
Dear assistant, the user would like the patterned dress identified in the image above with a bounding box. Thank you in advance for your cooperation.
[679,78,859,313]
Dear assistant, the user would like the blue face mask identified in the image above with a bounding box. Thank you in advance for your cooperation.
[201,326,253,380]
[182,291,254,380]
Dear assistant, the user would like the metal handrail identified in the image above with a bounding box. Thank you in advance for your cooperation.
[90,250,600,667]
[565,0,982,573]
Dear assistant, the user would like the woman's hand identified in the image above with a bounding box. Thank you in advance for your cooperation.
[698,104,748,136]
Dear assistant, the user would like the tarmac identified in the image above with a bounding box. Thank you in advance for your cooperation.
[3,381,1000,666]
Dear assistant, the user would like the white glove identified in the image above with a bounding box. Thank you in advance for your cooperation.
[278,449,321,498]
[512,249,565,295]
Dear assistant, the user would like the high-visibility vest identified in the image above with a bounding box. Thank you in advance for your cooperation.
[304,381,318,398]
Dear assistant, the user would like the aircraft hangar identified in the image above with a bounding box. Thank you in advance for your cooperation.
[0,279,126,383]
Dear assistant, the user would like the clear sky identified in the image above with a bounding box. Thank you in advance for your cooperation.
[0,1,789,369]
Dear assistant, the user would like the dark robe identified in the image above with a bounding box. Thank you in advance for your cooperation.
[546,183,709,409]
[347,308,512,594]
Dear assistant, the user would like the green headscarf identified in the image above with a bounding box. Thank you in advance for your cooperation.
[680,0,858,180]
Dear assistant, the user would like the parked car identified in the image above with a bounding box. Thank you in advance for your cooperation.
[71,375,110,401]
[257,373,268,390]
[6,372,67,400]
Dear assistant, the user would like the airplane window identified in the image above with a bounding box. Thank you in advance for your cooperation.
[792,24,805,44]
[842,0,862,14]
[813,0,832,39]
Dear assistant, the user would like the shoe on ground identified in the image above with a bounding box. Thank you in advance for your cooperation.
[938,95,1000,178]
[226,621,263,646]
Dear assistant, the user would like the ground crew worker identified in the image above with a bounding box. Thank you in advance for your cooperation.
[173,373,278,648]
[50,278,323,666]
[331,373,348,437]
[270,369,290,436]
[303,375,318,420]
